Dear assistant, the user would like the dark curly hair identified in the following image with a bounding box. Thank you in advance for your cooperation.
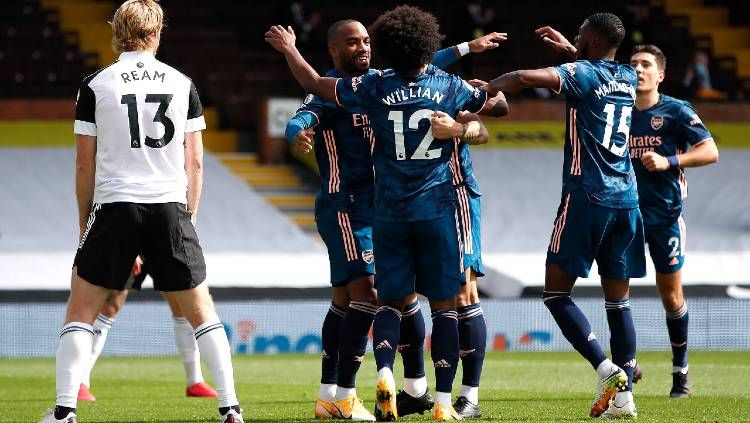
[368,5,444,74]
[586,13,625,49]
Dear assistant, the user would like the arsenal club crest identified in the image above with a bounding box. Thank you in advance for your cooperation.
[651,116,664,131]
[361,250,374,264]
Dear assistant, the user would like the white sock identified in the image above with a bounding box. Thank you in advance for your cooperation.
[434,391,452,407]
[403,377,427,398]
[318,383,336,402]
[377,367,393,381]
[596,358,618,379]
[613,390,634,404]
[335,386,356,401]
[174,317,204,385]
[459,385,479,404]
[672,365,689,374]
[194,320,238,408]
[56,322,94,408]
[81,314,113,387]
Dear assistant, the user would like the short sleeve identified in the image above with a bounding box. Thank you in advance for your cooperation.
[285,94,333,142]
[677,102,712,146]
[74,80,96,136]
[552,62,585,99]
[454,78,488,113]
[185,82,206,133]
[335,72,377,108]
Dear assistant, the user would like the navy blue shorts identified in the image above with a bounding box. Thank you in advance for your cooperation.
[546,190,646,279]
[316,192,375,286]
[644,216,686,274]
[373,212,464,301]
[455,185,483,277]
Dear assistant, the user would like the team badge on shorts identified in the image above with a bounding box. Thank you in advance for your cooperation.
[361,249,374,264]
[669,257,679,266]
[651,116,664,130]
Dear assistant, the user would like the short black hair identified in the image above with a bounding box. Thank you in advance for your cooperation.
[631,44,667,70]
[586,13,625,49]
[327,19,359,45]
[369,5,444,74]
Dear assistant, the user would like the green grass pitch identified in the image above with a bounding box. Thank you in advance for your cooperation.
[2,351,749,422]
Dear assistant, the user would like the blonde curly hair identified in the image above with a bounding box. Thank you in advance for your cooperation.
[110,0,164,54]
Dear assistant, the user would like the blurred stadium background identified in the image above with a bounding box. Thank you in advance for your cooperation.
[0,0,749,361]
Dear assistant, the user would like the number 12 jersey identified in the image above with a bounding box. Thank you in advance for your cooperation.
[335,65,487,222]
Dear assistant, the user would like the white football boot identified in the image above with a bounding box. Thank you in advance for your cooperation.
[600,391,638,419]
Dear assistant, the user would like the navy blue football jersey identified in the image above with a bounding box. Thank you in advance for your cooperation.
[553,60,639,209]
[630,94,712,225]
[335,65,488,221]
[294,69,376,196]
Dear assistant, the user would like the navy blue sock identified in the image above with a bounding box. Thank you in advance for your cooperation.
[399,300,426,378]
[543,291,607,369]
[373,306,401,371]
[337,301,376,388]
[431,309,459,394]
[320,303,346,384]
[457,303,487,387]
[606,298,637,391]
[666,302,689,369]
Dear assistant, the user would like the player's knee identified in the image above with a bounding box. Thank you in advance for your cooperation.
[347,275,376,304]
[661,291,684,312]
[455,290,471,308]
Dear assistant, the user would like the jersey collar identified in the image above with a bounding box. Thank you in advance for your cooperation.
[118,50,156,61]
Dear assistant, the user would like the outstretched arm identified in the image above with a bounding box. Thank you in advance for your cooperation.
[265,25,338,104]
[487,68,561,94]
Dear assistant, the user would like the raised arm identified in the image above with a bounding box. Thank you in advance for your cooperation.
[433,32,508,69]
[265,25,338,104]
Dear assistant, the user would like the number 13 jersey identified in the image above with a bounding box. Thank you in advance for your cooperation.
[74,50,205,204]
[552,60,639,209]
[335,65,488,221]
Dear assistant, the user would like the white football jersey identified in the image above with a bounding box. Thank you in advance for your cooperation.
[74,50,206,204]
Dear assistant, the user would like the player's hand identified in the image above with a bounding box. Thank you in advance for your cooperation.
[468,79,499,95]
[641,151,670,172]
[535,26,577,59]
[431,111,463,139]
[468,32,508,53]
[131,256,144,277]
[265,25,296,54]
[292,129,314,154]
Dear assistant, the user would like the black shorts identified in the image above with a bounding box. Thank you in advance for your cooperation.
[74,202,206,291]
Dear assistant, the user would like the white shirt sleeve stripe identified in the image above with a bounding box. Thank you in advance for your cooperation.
[185,116,206,133]
[74,120,97,136]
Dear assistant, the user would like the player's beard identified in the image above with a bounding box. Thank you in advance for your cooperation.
[342,55,369,77]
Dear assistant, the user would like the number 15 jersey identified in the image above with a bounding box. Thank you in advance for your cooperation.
[74,50,205,205]
[552,60,639,209]
[335,65,488,221]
